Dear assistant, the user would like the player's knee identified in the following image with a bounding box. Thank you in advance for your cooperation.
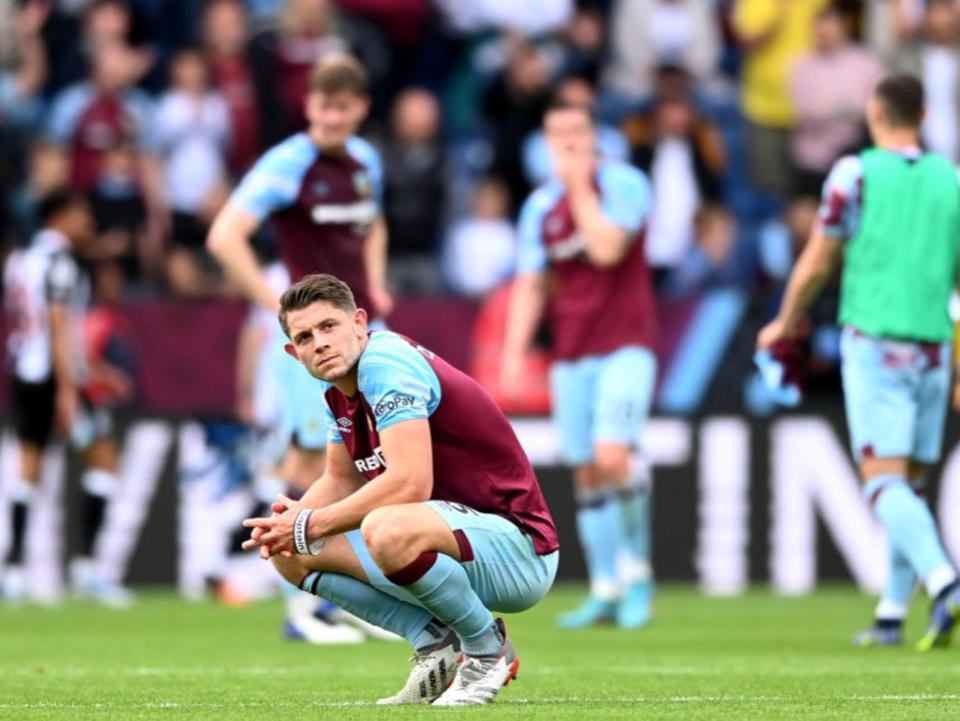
[361,507,417,570]
[271,554,308,587]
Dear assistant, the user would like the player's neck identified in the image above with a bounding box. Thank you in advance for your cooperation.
[307,128,348,156]
[874,128,921,153]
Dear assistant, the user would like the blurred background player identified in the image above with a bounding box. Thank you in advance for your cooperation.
[206,53,392,642]
[758,74,960,650]
[502,99,658,629]
[2,190,131,606]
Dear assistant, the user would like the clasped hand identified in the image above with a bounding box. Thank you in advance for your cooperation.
[241,494,304,560]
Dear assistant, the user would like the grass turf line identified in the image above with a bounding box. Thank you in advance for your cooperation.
[1,585,958,720]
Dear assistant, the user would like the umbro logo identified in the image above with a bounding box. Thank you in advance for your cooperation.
[337,417,353,433]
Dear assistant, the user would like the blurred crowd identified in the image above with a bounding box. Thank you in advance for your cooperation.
[2,0,960,411]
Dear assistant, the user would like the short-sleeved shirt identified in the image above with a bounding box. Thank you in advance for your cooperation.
[516,159,657,360]
[229,133,383,315]
[4,230,89,383]
[46,82,156,192]
[320,330,559,556]
[817,148,960,240]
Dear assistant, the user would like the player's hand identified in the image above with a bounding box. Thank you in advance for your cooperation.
[555,147,594,194]
[756,317,794,351]
[370,285,394,318]
[242,494,303,558]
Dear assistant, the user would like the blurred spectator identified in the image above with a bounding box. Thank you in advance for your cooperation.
[156,49,231,245]
[86,142,147,279]
[556,5,606,81]
[0,0,49,249]
[732,0,828,198]
[522,75,629,187]
[381,87,447,295]
[443,176,515,298]
[203,0,262,175]
[891,0,960,161]
[7,142,69,246]
[435,0,574,37]
[664,206,744,296]
[603,0,720,107]
[46,40,168,279]
[623,73,726,283]
[788,4,883,196]
[484,38,553,212]
[248,0,351,144]
[44,0,155,93]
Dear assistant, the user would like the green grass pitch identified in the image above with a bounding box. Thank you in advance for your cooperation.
[2,585,958,720]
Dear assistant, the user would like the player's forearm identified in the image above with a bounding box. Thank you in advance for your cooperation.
[775,243,834,329]
[207,211,279,312]
[309,471,430,539]
[502,273,546,358]
[364,215,388,292]
[568,185,628,267]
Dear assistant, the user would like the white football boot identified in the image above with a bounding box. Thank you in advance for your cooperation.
[432,619,519,706]
[376,628,461,704]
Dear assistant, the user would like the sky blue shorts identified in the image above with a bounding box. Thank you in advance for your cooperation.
[840,327,952,464]
[346,500,559,614]
[272,340,329,450]
[549,345,657,466]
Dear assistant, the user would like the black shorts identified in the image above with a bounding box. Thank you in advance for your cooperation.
[11,376,56,447]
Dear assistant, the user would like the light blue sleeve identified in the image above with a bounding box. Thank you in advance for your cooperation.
[125,90,158,153]
[46,84,91,144]
[324,400,344,444]
[515,189,552,274]
[346,136,384,208]
[598,162,651,233]
[817,155,863,240]
[359,334,441,432]
[229,135,314,221]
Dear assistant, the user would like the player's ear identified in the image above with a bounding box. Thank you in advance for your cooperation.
[355,307,368,334]
[283,342,300,361]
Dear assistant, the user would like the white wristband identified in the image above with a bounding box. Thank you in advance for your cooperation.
[293,509,325,555]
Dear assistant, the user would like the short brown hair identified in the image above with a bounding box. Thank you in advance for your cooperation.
[278,274,357,337]
[309,54,368,96]
[874,74,924,128]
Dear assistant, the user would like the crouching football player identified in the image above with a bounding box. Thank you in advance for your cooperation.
[243,274,559,706]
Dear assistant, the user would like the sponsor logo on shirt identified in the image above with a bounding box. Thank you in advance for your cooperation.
[354,445,386,473]
[548,232,587,261]
[310,200,377,225]
[336,417,353,434]
[352,170,371,197]
[373,393,416,417]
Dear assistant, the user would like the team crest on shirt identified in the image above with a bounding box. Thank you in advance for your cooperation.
[336,417,353,434]
[352,171,371,198]
[311,181,330,197]
[546,215,566,236]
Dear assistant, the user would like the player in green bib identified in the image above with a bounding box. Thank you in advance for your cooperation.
[758,74,960,651]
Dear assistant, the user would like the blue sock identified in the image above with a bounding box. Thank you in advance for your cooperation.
[616,475,652,586]
[876,542,914,621]
[386,552,499,656]
[864,474,957,598]
[576,487,623,600]
[301,571,442,650]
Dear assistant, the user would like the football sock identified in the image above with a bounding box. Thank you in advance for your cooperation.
[385,552,499,656]
[80,469,117,558]
[616,472,652,585]
[876,542,913,622]
[576,487,622,600]
[300,571,441,650]
[6,479,36,566]
[864,474,957,598]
